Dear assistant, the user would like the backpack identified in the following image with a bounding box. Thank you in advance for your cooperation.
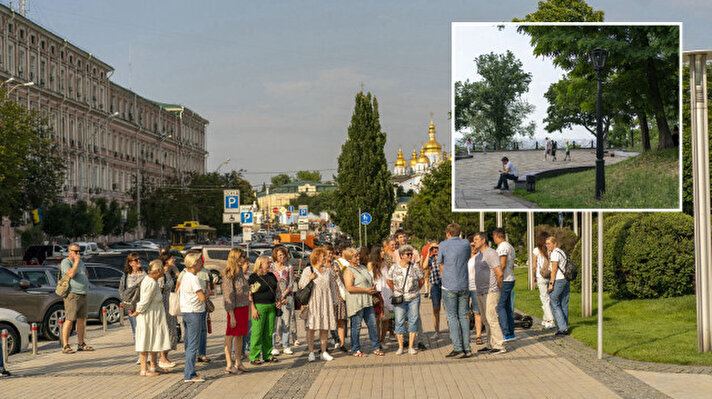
[554,248,578,282]
[121,275,143,312]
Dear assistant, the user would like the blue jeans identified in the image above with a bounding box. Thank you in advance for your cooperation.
[442,289,471,352]
[242,317,251,353]
[182,312,204,380]
[276,296,294,348]
[349,306,380,353]
[549,280,570,332]
[128,315,137,340]
[496,173,518,190]
[0,340,4,370]
[497,281,516,338]
[199,311,207,357]
[394,295,420,335]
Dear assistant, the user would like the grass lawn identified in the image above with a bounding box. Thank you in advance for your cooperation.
[512,268,712,365]
[513,148,679,208]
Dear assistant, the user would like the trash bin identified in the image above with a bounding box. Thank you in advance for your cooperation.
[526,175,536,192]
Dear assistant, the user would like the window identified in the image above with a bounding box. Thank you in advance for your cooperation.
[93,267,123,280]
[0,268,20,287]
[19,270,50,287]
[7,42,13,74]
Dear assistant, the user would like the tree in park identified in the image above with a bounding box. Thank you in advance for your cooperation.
[288,190,336,215]
[296,170,322,182]
[516,0,679,149]
[455,51,535,150]
[0,87,66,220]
[270,173,291,188]
[332,91,395,246]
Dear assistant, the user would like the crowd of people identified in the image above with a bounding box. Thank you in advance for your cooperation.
[53,224,571,382]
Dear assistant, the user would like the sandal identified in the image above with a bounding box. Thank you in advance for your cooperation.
[62,344,75,354]
[265,357,279,363]
[150,367,166,374]
[77,342,95,351]
[373,350,385,356]
[237,365,250,373]
[224,367,239,374]
[140,370,159,377]
[352,351,367,357]
[475,337,484,345]
[250,360,263,365]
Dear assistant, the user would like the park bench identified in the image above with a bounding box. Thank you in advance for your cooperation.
[514,165,596,192]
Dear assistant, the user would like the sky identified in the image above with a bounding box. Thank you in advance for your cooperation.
[6,0,711,187]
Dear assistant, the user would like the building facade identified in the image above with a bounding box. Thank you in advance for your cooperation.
[256,181,336,223]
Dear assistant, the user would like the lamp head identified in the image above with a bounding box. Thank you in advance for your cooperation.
[589,48,609,73]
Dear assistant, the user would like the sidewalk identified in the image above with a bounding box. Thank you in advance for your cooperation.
[2,294,710,398]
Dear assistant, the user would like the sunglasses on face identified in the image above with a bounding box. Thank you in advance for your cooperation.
[69,249,80,253]
[402,253,413,256]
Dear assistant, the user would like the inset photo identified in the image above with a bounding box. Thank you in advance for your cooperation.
[452,22,681,211]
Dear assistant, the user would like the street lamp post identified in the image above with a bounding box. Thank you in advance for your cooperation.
[589,48,608,200]
[4,81,34,99]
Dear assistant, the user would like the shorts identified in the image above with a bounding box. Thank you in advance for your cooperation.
[430,284,442,308]
[469,290,480,314]
[64,293,88,321]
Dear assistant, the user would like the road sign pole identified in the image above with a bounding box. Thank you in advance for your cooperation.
[358,207,362,248]
[231,223,234,249]
[365,225,367,248]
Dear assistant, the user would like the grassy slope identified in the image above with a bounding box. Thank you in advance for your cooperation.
[513,148,679,208]
[513,268,711,365]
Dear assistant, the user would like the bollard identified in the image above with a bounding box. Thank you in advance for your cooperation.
[1,329,8,366]
[58,318,64,348]
[119,304,124,326]
[102,307,108,332]
[31,323,38,355]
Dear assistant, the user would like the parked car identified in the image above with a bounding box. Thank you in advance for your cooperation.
[23,244,68,265]
[83,253,151,271]
[2,267,122,340]
[0,307,30,354]
[108,241,139,250]
[132,240,160,250]
[74,241,102,255]
[85,264,125,289]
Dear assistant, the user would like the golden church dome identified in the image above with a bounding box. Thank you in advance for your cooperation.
[395,147,407,168]
[417,150,429,164]
[422,119,442,154]
[409,150,418,167]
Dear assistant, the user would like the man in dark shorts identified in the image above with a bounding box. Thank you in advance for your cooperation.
[60,243,94,354]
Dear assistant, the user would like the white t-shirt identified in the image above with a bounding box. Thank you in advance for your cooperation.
[497,241,516,282]
[532,247,547,280]
[179,271,206,313]
[467,255,477,291]
[505,161,518,177]
[549,248,567,281]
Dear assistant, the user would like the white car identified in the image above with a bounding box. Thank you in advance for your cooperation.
[132,240,160,250]
[74,241,103,255]
[0,307,31,354]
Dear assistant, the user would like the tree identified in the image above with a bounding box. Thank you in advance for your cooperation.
[332,91,395,246]
[296,170,322,183]
[0,87,66,220]
[288,190,336,215]
[455,51,535,149]
[42,203,72,238]
[270,174,291,188]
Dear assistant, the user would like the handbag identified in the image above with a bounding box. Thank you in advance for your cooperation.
[390,263,412,306]
[55,269,70,298]
[295,267,315,306]
[169,292,180,316]
[205,297,215,313]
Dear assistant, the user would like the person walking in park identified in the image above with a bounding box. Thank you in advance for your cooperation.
[422,240,443,338]
[60,243,94,354]
[387,245,425,355]
[271,246,294,356]
[547,236,570,335]
[482,139,487,154]
[533,232,556,329]
[158,249,179,368]
[494,156,519,191]
[248,255,283,364]
[466,138,472,155]
[180,252,207,382]
[438,223,472,359]
[493,228,516,341]
[466,236,484,347]
[564,141,572,161]
[544,137,550,160]
[119,252,146,362]
[551,140,558,161]
[222,248,251,374]
[299,248,338,362]
[472,232,506,354]
[343,248,383,357]
[129,260,171,377]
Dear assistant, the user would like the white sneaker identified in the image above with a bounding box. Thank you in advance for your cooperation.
[395,348,403,355]
[409,348,418,355]
[308,352,316,362]
[136,357,141,365]
[334,342,340,350]
[271,348,280,356]
[321,351,333,361]
[282,347,293,355]
[294,340,301,346]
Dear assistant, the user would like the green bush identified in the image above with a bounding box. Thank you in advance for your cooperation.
[622,213,695,298]
[535,225,578,253]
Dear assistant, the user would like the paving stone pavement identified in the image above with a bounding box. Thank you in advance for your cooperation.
[2,292,710,398]
[454,149,630,210]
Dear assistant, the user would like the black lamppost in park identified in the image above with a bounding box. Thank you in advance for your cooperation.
[589,48,609,200]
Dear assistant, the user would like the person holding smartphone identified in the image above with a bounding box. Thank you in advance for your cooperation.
[60,243,93,354]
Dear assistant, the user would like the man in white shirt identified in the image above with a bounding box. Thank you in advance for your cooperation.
[493,228,516,341]
[494,156,519,191]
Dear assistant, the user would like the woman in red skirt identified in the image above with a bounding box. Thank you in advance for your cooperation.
[221,248,251,374]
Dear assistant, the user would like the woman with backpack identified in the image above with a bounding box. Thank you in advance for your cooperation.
[298,247,337,362]
[119,252,146,364]
[532,233,555,329]
[546,236,570,335]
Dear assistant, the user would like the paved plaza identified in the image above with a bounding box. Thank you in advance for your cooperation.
[454,149,630,209]
[2,291,710,398]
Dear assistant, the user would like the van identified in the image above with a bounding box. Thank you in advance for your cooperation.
[23,245,67,264]
[278,234,321,249]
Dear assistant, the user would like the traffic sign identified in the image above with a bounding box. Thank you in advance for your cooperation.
[288,205,294,212]
[286,211,292,217]
[298,222,309,231]
[224,190,240,213]
[280,206,287,214]
[300,231,307,241]
[223,213,239,224]
[243,226,252,242]
[273,207,279,214]
[240,211,254,225]
[298,205,308,218]
[360,212,372,225]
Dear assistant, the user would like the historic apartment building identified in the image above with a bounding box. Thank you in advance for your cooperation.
[0,4,208,207]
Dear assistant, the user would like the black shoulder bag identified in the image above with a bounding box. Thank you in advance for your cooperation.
[295,266,315,306]
[390,263,412,305]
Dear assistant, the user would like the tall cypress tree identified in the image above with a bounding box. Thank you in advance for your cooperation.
[332,91,395,247]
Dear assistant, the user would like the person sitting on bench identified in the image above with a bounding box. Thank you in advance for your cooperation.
[494,157,519,191]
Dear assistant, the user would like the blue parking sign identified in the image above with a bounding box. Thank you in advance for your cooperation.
[241,211,253,225]
[224,190,240,213]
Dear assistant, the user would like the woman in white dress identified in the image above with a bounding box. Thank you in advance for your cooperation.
[299,247,337,362]
[129,260,171,376]
[532,232,555,329]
